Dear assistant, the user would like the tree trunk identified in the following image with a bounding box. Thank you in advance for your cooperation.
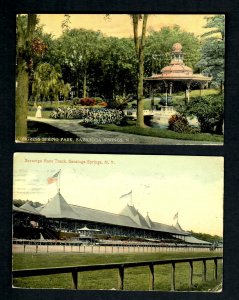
[123,82,126,98]
[16,58,29,139]
[132,15,139,56]
[76,75,79,97]
[16,14,37,140]
[83,70,87,98]
[135,14,148,128]
[137,50,145,127]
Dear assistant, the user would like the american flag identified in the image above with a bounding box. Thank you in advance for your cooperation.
[47,171,60,184]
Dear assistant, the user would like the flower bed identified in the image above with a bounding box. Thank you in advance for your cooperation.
[50,107,124,125]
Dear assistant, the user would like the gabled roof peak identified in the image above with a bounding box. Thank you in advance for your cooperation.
[120,204,150,228]
[20,202,42,215]
[40,192,79,220]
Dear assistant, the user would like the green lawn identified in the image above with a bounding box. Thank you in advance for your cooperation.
[98,122,223,143]
[13,252,223,291]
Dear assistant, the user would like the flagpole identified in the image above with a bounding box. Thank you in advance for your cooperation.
[58,170,61,193]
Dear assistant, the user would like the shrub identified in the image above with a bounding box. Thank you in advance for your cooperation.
[168,114,191,133]
[94,97,103,103]
[73,97,80,105]
[108,95,130,109]
[98,101,108,107]
[50,107,84,119]
[83,108,124,126]
[80,97,96,106]
[179,94,224,134]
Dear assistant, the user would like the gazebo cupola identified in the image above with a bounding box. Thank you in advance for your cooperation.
[171,42,184,63]
[161,43,193,77]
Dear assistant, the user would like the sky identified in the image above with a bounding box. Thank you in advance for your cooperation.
[38,14,216,38]
[13,153,223,236]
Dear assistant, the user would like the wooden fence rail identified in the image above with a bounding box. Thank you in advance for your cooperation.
[13,256,222,291]
[13,243,222,255]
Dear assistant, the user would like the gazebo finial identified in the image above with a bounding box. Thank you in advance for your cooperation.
[172,42,182,52]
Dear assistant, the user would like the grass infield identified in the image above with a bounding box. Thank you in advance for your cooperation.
[13,252,223,291]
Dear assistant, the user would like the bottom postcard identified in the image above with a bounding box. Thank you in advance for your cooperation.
[12,153,223,291]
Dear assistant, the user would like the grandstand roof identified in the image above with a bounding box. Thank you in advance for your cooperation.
[39,192,80,219]
[151,221,188,235]
[145,214,154,228]
[13,204,42,215]
[15,192,188,236]
[174,221,184,232]
[13,204,25,212]
[120,204,150,228]
[119,204,188,235]
[20,202,42,215]
[71,204,142,228]
[182,235,212,245]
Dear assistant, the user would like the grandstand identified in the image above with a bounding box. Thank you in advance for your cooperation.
[13,190,212,247]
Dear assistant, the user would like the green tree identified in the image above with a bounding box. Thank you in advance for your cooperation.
[131,14,149,128]
[16,14,37,139]
[197,15,225,93]
[61,14,71,33]
[181,94,224,134]
[56,28,104,98]
[99,36,137,100]
[13,199,43,208]
[189,230,222,244]
[32,63,70,104]
[201,15,225,40]
[105,14,149,127]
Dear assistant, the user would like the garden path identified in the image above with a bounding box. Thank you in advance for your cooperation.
[27,117,222,145]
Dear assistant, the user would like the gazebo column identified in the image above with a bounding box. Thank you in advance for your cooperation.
[185,81,192,103]
[169,82,173,95]
[150,82,155,109]
[163,81,168,106]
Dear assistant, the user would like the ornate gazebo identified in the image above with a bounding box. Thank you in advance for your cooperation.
[145,43,212,104]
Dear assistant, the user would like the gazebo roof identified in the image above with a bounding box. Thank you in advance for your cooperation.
[145,42,211,83]
[146,73,211,82]
[161,58,193,76]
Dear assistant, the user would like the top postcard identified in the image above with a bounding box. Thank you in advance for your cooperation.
[15,14,224,145]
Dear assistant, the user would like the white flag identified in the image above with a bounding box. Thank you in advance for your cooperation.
[120,190,132,199]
